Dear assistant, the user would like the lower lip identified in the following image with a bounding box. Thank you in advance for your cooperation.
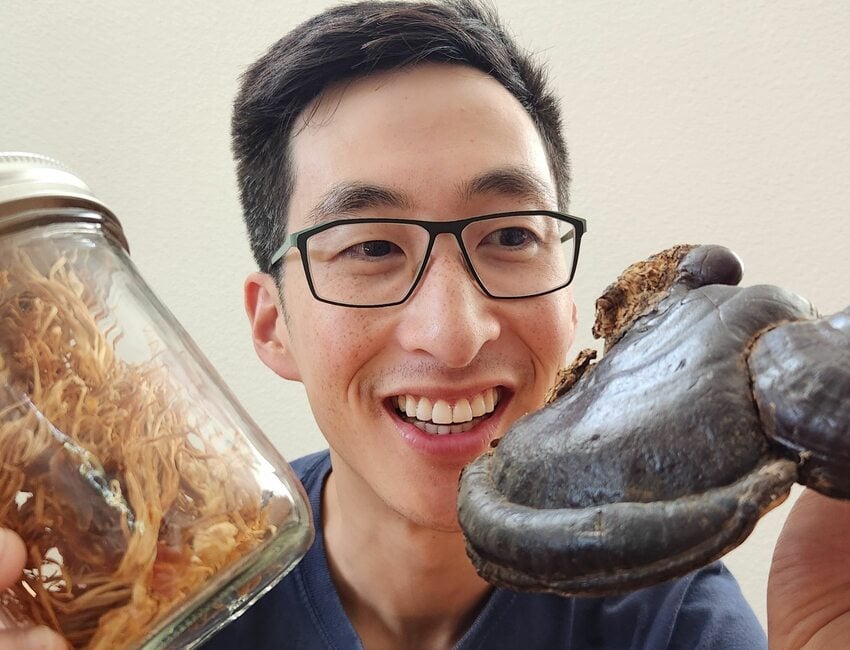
[389,398,507,463]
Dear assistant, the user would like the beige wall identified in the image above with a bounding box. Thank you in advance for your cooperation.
[3,0,848,628]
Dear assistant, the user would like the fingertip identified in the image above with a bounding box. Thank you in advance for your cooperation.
[0,529,26,589]
[2,625,69,650]
[34,625,70,650]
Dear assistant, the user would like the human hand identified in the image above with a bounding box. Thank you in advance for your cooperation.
[768,490,850,649]
[0,529,67,649]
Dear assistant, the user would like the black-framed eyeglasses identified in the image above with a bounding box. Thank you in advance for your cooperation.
[269,210,587,308]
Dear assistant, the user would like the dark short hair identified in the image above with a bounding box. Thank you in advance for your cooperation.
[232,0,570,275]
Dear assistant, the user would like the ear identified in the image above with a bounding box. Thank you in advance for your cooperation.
[244,272,302,381]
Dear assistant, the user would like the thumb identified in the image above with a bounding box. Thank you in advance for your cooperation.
[0,529,25,589]
[0,532,68,648]
[0,626,68,650]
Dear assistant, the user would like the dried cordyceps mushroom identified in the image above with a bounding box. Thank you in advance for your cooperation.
[0,247,279,648]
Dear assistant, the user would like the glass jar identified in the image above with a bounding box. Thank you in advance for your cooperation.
[0,153,313,649]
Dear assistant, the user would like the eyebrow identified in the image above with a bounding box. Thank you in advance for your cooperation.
[460,166,556,208]
[304,183,412,227]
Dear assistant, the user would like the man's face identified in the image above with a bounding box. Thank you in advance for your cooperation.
[255,63,577,531]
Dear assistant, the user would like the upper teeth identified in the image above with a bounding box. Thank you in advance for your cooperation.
[396,388,500,424]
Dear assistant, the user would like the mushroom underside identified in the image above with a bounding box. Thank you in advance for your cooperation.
[459,453,795,595]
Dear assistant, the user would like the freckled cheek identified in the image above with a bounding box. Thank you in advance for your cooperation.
[299,310,391,400]
[517,298,576,383]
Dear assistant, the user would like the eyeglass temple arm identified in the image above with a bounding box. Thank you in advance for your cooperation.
[269,232,300,267]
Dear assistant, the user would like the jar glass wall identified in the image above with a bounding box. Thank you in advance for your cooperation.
[0,157,313,649]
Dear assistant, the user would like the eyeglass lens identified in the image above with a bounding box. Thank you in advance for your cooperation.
[303,214,577,306]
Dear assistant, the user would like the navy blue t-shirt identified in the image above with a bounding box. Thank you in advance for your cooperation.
[203,451,766,649]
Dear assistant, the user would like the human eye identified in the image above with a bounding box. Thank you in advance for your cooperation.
[483,226,539,249]
[341,239,404,261]
[310,223,402,260]
[476,219,545,259]
[307,222,420,279]
[342,239,402,260]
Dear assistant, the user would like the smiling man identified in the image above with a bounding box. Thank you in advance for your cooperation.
[251,63,578,535]
[201,2,769,648]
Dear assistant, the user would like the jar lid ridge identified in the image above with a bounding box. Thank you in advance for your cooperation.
[0,152,129,252]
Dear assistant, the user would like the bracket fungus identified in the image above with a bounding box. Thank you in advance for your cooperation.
[458,244,849,595]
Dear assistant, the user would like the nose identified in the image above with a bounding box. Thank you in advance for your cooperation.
[395,235,501,368]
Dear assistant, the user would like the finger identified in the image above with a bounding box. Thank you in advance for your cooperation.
[0,529,26,589]
[678,245,743,288]
[0,626,68,650]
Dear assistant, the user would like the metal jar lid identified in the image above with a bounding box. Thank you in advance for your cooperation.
[0,152,129,252]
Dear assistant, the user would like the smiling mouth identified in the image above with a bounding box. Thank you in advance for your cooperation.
[392,388,502,435]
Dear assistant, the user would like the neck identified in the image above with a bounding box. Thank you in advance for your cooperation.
[322,456,491,650]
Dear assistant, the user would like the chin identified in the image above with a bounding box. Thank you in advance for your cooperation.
[393,491,465,533]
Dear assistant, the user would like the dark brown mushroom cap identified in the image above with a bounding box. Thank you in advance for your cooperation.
[458,245,818,595]
[490,282,813,510]
[750,306,850,498]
